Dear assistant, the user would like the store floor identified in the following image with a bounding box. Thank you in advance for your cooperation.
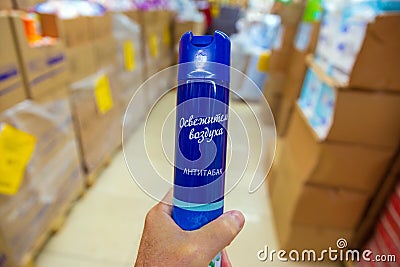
[36,92,339,267]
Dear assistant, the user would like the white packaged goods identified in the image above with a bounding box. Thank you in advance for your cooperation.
[315,0,400,84]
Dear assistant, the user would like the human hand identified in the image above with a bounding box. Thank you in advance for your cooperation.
[134,190,245,267]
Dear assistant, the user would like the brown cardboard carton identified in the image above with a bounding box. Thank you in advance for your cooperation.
[263,72,286,119]
[274,221,354,254]
[0,98,84,267]
[69,65,122,174]
[0,13,26,113]
[173,19,206,46]
[264,90,282,121]
[87,13,112,41]
[276,49,308,136]
[157,11,173,57]
[264,71,286,95]
[271,0,306,25]
[123,10,172,79]
[283,49,308,102]
[13,0,43,10]
[11,12,68,100]
[122,11,147,77]
[123,10,141,25]
[40,13,90,47]
[123,10,173,79]
[66,43,97,83]
[270,146,370,229]
[93,36,118,68]
[276,98,292,136]
[306,57,400,148]
[269,155,356,253]
[142,11,171,77]
[0,1,12,9]
[286,105,396,194]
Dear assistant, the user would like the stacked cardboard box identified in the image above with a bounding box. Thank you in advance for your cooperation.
[172,18,206,61]
[37,11,129,176]
[124,10,174,111]
[263,0,306,118]
[0,1,12,10]
[40,11,116,83]
[69,65,122,175]
[10,11,68,100]
[0,12,26,112]
[270,13,400,252]
[13,0,44,10]
[125,10,173,79]
[0,95,84,267]
[112,13,145,138]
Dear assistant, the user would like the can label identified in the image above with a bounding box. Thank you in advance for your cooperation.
[174,95,228,206]
[174,79,229,207]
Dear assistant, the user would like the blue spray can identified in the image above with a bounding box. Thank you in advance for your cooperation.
[172,31,230,267]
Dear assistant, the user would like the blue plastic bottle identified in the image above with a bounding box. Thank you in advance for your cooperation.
[172,31,230,267]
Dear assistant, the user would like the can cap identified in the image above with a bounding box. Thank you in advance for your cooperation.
[178,31,231,82]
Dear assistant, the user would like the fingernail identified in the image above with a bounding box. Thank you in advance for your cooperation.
[227,210,245,230]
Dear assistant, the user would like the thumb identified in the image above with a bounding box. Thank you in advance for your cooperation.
[192,210,245,260]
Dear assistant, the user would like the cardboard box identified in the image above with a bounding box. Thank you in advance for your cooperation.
[0,1,12,9]
[286,105,396,194]
[173,19,206,45]
[93,36,118,68]
[11,12,68,100]
[87,13,112,41]
[69,65,122,173]
[283,49,308,102]
[276,98,292,136]
[263,72,286,120]
[123,10,141,25]
[276,49,308,136]
[122,86,146,139]
[269,152,357,252]
[142,10,173,77]
[270,146,370,229]
[0,97,83,267]
[157,11,173,57]
[123,10,172,79]
[66,43,97,83]
[123,10,173,79]
[274,221,354,253]
[271,0,306,25]
[264,91,281,121]
[0,13,26,113]
[13,0,43,10]
[302,57,400,148]
[315,13,400,91]
[264,71,286,95]
[40,13,90,47]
